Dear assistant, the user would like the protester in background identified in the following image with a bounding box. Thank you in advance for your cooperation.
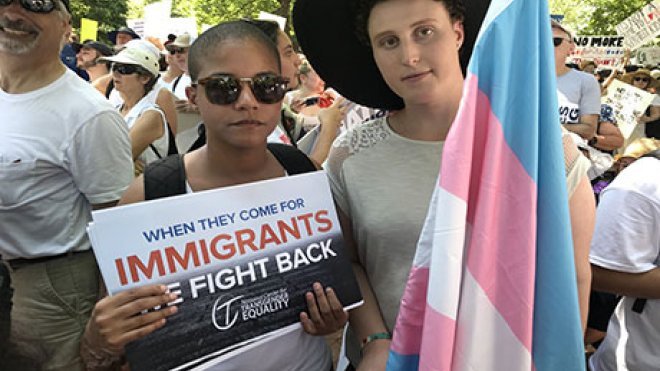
[287,59,337,117]
[295,1,594,369]
[588,148,660,371]
[0,0,133,369]
[80,21,346,371]
[160,48,184,90]
[60,32,89,80]
[100,47,173,173]
[580,59,597,74]
[553,20,600,140]
[94,39,179,138]
[75,40,114,84]
[166,33,193,102]
[108,26,140,50]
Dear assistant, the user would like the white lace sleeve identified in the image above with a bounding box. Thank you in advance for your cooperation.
[324,132,352,217]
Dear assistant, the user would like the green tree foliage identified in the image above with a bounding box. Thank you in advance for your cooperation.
[69,0,129,42]
[550,0,651,35]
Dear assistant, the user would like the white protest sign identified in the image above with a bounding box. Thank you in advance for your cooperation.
[633,47,660,65]
[571,36,625,60]
[143,0,172,39]
[602,79,655,141]
[167,17,198,39]
[126,19,145,38]
[87,172,362,371]
[616,0,660,50]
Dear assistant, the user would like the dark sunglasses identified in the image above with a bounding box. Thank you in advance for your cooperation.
[0,0,60,13]
[194,73,289,105]
[552,37,571,47]
[166,46,188,55]
[112,63,141,75]
[634,76,650,83]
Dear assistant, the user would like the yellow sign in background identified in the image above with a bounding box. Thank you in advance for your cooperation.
[80,18,98,42]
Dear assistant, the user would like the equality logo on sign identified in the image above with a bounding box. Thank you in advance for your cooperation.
[212,295,244,331]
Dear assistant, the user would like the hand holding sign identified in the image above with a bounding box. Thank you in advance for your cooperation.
[300,282,348,336]
[83,285,179,357]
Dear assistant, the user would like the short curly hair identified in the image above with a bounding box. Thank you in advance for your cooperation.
[353,0,465,45]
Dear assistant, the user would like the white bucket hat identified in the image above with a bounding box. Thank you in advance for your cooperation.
[100,47,160,77]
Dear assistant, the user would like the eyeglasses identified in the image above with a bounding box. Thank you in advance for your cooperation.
[166,46,188,55]
[634,77,650,83]
[193,73,289,105]
[0,0,60,13]
[112,63,141,75]
[552,37,573,47]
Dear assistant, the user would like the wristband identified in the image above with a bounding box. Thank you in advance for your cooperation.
[361,331,392,348]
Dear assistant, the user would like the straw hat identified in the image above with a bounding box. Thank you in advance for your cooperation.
[619,137,660,159]
[621,68,658,89]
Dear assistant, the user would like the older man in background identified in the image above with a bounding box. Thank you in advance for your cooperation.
[0,0,132,369]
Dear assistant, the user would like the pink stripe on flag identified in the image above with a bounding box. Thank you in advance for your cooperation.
[419,303,456,371]
[390,266,429,355]
[447,75,537,351]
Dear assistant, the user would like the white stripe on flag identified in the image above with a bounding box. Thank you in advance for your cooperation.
[425,185,468,320]
[452,270,533,371]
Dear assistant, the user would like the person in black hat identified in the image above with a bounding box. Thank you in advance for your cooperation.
[75,40,114,84]
[294,0,484,368]
[108,26,140,49]
[295,0,594,369]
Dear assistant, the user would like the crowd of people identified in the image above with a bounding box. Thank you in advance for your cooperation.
[1,0,659,370]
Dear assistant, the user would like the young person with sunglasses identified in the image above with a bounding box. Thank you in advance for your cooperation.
[188,19,347,165]
[0,0,133,369]
[295,1,595,369]
[552,20,601,141]
[99,47,175,173]
[80,21,346,371]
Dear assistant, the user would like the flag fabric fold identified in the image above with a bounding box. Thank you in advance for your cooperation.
[386,0,585,370]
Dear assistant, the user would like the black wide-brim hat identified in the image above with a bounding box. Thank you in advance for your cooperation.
[293,0,491,110]
[108,27,141,45]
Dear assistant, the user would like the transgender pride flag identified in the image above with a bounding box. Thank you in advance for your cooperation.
[386,0,585,370]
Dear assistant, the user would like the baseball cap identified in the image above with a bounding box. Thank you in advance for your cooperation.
[73,40,114,57]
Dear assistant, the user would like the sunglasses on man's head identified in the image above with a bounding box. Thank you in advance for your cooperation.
[553,37,571,47]
[193,73,289,105]
[634,76,650,83]
[112,63,142,75]
[0,0,60,13]
[166,46,188,55]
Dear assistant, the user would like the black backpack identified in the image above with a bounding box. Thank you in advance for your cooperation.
[144,143,316,200]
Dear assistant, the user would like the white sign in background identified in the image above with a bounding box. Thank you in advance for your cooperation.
[616,0,660,50]
[602,79,655,143]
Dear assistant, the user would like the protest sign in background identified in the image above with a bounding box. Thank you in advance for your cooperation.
[80,18,98,42]
[633,47,660,65]
[88,172,362,371]
[603,79,655,147]
[616,0,660,50]
[570,36,625,66]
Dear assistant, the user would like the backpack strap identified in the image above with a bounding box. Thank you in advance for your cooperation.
[172,74,184,93]
[144,154,187,200]
[267,143,317,174]
[105,79,114,99]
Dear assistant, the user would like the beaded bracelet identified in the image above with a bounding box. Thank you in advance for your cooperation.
[361,331,392,348]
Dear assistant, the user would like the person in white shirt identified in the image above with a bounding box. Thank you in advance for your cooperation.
[589,150,660,371]
[0,1,133,369]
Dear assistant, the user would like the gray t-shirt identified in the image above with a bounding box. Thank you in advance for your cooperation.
[557,69,601,124]
[326,117,589,365]
[326,117,443,362]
